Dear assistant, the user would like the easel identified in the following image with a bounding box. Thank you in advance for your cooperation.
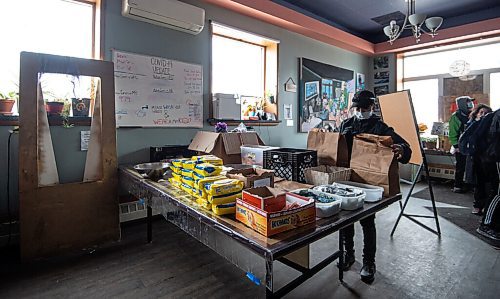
[390,149,441,236]
[377,91,441,236]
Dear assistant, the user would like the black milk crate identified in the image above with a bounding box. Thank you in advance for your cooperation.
[263,148,317,183]
[150,145,197,162]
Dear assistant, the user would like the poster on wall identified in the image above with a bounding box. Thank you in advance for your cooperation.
[374,85,389,96]
[356,73,365,91]
[374,56,389,69]
[298,57,354,132]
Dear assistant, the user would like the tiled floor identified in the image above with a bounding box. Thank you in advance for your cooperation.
[1,183,499,298]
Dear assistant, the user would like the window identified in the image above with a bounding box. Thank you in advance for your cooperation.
[1,0,99,116]
[490,73,500,110]
[403,79,439,137]
[210,22,279,123]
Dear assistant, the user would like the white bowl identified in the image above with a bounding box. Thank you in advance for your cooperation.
[336,181,384,203]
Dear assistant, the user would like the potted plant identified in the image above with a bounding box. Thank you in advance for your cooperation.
[0,91,18,115]
[71,97,91,117]
[45,98,66,115]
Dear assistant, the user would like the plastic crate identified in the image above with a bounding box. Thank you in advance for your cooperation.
[263,148,317,183]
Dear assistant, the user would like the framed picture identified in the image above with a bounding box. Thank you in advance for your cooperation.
[374,71,389,85]
[374,56,389,69]
[298,57,354,132]
[374,84,389,96]
[356,73,365,91]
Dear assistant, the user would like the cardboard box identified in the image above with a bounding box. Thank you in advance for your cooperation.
[304,165,352,186]
[274,179,314,192]
[236,193,316,237]
[226,168,275,188]
[242,186,286,212]
[188,131,264,164]
[241,145,279,166]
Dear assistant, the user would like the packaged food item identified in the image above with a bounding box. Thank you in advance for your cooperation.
[336,181,383,202]
[196,197,212,210]
[212,202,236,215]
[192,155,223,166]
[195,175,226,190]
[168,177,182,189]
[170,165,182,174]
[194,163,222,177]
[171,172,182,181]
[208,191,242,205]
[292,188,342,217]
[193,187,208,199]
[204,178,244,196]
[181,176,196,188]
[180,183,194,195]
[171,158,188,168]
[182,160,198,170]
[181,168,194,178]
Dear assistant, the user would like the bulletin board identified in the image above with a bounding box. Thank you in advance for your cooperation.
[378,90,423,165]
[113,50,203,127]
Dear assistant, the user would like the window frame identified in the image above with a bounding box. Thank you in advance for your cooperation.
[0,0,103,126]
[209,21,280,126]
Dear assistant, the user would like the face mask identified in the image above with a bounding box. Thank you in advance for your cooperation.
[355,111,372,119]
[467,102,474,109]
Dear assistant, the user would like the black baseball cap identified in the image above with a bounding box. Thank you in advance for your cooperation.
[351,90,376,109]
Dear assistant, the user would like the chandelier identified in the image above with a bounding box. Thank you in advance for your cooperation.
[383,0,443,44]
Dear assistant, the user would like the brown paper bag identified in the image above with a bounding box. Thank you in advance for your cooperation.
[307,131,349,167]
[350,133,400,197]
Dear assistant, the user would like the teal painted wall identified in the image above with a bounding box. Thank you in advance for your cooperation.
[0,0,370,218]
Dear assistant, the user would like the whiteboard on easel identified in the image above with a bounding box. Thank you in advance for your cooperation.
[113,50,203,127]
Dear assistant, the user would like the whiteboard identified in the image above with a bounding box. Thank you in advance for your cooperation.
[378,90,423,165]
[113,50,203,127]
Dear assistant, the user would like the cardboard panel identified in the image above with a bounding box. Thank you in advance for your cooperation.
[222,133,243,155]
[19,52,119,260]
[378,91,423,166]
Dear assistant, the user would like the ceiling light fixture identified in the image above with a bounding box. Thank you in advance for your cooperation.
[383,0,443,44]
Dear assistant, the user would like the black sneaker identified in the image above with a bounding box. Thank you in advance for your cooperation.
[337,252,355,271]
[477,225,500,241]
[360,262,376,283]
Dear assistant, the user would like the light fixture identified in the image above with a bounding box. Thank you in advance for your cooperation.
[449,60,471,77]
[383,0,443,44]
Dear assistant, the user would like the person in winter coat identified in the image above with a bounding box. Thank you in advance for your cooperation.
[338,90,412,283]
[475,108,500,242]
[448,96,474,193]
[462,104,493,214]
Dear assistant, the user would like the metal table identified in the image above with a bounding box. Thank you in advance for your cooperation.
[119,166,401,298]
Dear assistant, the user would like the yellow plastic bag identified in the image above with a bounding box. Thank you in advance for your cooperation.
[181,183,194,195]
[194,163,222,177]
[192,155,223,166]
[181,168,194,178]
[212,202,236,215]
[168,177,182,189]
[171,172,182,181]
[193,186,208,199]
[195,175,226,190]
[196,197,212,210]
[208,191,241,205]
[170,165,182,174]
[182,160,198,170]
[181,176,195,188]
[204,178,244,196]
[171,158,188,168]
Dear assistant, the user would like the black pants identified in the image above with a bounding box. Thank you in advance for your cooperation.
[340,215,376,264]
[454,152,467,189]
[482,162,500,231]
[474,156,498,209]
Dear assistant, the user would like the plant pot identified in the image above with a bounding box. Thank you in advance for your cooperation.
[46,102,64,115]
[71,98,91,117]
[0,99,15,115]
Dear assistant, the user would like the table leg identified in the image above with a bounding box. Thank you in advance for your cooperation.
[147,205,152,243]
[265,258,274,298]
[338,229,344,282]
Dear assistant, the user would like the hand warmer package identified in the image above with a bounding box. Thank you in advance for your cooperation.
[182,160,198,170]
[170,165,182,174]
[168,177,182,189]
[204,178,244,196]
[196,197,212,210]
[171,158,188,168]
[192,155,223,166]
[194,163,222,177]
[195,175,227,190]
[208,191,242,205]
[181,176,196,188]
[181,168,194,178]
[212,202,236,215]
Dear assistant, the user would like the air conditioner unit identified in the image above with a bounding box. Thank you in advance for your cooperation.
[122,0,205,35]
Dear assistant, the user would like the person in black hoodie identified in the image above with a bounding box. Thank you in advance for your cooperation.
[338,90,412,283]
